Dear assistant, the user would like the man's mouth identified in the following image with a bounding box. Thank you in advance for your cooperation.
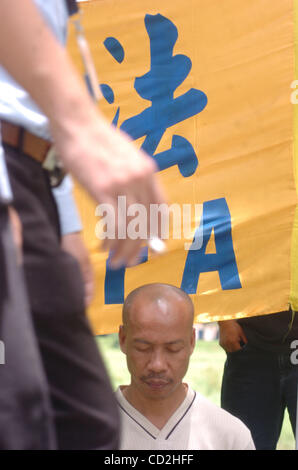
[142,377,171,391]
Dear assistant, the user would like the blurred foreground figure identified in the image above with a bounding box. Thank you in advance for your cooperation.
[0,0,164,449]
[117,283,255,450]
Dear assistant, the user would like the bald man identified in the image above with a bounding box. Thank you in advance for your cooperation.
[117,283,255,450]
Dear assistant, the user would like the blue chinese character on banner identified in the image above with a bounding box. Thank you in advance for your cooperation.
[102,13,210,304]
[101,13,207,177]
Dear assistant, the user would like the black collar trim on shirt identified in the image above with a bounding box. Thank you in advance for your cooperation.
[117,402,157,440]
[165,391,197,440]
[117,390,197,441]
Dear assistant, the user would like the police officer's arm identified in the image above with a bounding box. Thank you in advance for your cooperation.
[0,0,165,268]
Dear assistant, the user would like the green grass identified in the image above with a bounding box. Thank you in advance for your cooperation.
[96,335,296,450]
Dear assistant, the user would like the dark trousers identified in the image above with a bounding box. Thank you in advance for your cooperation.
[0,205,56,449]
[221,343,298,450]
[3,144,120,450]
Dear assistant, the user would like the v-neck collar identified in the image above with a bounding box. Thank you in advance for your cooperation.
[116,385,196,440]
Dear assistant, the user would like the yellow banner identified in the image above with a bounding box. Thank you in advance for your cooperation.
[69,0,297,334]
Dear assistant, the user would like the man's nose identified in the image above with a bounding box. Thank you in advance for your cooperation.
[148,350,167,373]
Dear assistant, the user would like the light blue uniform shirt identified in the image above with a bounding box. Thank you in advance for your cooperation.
[0,0,82,233]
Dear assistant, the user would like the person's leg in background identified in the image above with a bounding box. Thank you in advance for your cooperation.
[282,352,298,440]
[221,344,285,450]
[295,381,298,450]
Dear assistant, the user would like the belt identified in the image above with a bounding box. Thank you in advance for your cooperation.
[0,120,51,164]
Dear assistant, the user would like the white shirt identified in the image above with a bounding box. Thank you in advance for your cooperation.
[0,0,81,233]
[0,137,13,203]
[0,0,68,139]
[116,385,255,450]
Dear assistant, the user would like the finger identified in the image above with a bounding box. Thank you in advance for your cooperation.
[84,276,94,306]
[237,323,248,344]
[116,175,167,265]
[110,173,161,266]
[240,331,248,344]
[108,192,144,268]
[83,259,94,307]
[97,195,119,255]
[225,340,242,353]
[144,174,168,240]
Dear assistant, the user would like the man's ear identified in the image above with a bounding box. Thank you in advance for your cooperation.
[118,325,127,354]
[190,327,196,354]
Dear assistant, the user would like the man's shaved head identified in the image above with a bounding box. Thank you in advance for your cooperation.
[119,284,196,404]
[122,283,194,328]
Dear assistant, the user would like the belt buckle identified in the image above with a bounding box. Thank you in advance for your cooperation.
[43,146,66,188]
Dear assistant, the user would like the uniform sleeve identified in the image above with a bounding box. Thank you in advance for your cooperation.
[52,175,82,235]
[0,145,13,203]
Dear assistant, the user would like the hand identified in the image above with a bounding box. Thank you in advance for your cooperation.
[0,0,166,268]
[51,109,166,269]
[61,232,94,308]
[218,319,248,353]
[8,206,23,264]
